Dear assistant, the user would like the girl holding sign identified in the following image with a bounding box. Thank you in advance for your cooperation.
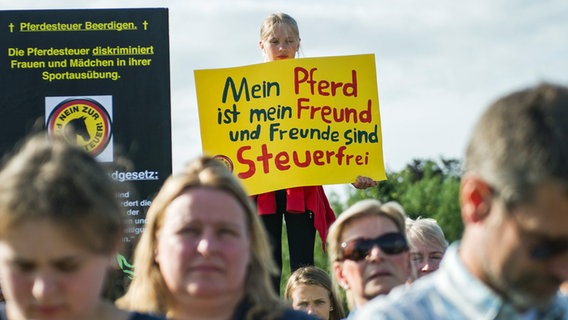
[256,12,376,292]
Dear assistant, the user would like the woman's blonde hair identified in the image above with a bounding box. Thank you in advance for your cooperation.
[327,199,407,264]
[406,217,448,252]
[326,199,408,298]
[117,156,288,320]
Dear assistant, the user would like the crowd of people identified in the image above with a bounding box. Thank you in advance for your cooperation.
[1,11,567,320]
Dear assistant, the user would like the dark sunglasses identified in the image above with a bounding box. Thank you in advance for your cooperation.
[487,183,568,261]
[528,240,568,260]
[505,202,568,261]
[339,232,408,262]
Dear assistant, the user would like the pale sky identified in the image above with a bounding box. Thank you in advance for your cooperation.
[4,0,568,194]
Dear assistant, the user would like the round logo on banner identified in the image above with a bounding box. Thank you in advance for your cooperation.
[47,98,112,156]
[214,154,234,172]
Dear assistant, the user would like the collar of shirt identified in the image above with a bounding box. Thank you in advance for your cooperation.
[439,242,567,320]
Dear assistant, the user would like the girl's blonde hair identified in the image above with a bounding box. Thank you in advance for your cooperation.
[260,12,300,42]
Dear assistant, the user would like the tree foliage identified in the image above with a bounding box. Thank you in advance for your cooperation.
[328,157,464,243]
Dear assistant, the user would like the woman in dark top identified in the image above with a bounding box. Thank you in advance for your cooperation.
[117,157,316,320]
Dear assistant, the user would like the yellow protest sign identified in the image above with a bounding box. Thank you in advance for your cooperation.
[194,54,386,195]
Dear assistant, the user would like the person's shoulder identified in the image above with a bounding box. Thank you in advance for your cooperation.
[556,293,568,312]
[355,275,443,319]
[279,308,319,320]
[0,302,6,320]
[128,311,167,320]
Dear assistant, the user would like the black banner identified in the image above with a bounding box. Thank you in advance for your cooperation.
[0,8,171,248]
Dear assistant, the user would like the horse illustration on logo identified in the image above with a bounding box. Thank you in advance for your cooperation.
[63,116,91,143]
[47,98,112,157]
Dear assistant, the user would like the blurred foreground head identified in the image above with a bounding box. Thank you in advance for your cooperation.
[460,83,568,310]
[0,132,125,320]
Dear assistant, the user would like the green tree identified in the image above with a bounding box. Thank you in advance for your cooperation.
[330,157,463,243]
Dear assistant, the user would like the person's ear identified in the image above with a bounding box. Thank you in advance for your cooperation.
[333,261,350,290]
[460,174,493,224]
[154,241,161,265]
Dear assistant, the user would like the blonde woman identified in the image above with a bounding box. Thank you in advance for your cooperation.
[406,217,448,280]
[117,156,315,320]
[327,200,410,318]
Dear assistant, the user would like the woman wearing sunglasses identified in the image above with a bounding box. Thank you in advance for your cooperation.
[327,199,410,318]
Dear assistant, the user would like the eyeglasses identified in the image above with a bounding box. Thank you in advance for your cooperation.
[529,240,568,260]
[492,188,568,261]
[339,232,408,262]
[511,214,568,260]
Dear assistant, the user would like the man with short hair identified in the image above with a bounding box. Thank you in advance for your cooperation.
[356,83,568,319]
